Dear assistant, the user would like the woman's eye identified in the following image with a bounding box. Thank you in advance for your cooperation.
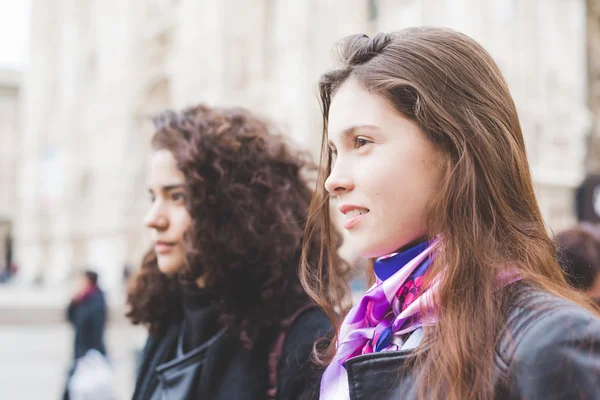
[172,192,185,202]
[354,137,370,149]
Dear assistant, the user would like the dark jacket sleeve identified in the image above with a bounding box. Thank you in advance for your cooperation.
[89,298,107,354]
[276,309,332,400]
[506,305,600,400]
[67,300,77,325]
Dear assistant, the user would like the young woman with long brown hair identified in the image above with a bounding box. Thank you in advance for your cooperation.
[301,27,600,400]
[127,104,345,399]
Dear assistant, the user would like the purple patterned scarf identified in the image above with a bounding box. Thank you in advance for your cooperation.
[320,239,440,399]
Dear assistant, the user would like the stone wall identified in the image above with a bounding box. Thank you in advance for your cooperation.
[15,0,592,287]
[588,0,600,173]
[0,69,19,267]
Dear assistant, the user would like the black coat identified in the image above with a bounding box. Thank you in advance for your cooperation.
[132,307,331,400]
[67,288,107,360]
[344,284,600,399]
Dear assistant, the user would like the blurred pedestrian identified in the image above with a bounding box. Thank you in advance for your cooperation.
[63,270,108,399]
[301,27,600,400]
[127,105,347,400]
[557,226,600,304]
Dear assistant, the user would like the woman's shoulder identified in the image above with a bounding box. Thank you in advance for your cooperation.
[275,307,331,399]
[498,287,600,398]
[503,286,598,333]
[276,307,332,373]
[283,307,332,351]
[500,286,600,354]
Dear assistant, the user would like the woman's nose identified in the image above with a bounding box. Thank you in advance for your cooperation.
[324,161,354,196]
[144,203,168,231]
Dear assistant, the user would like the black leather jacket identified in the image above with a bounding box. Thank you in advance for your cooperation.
[344,286,600,399]
[132,307,330,400]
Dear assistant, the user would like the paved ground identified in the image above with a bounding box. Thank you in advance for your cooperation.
[0,322,146,399]
[0,284,147,399]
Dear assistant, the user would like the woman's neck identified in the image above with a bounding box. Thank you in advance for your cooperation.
[196,275,207,288]
[394,235,428,254]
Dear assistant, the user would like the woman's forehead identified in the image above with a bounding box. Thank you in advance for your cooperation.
[148,150,185,187]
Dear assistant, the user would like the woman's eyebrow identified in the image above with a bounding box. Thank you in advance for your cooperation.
[328,124,380,148]
[162,184,185,191]
[147,183,186,195]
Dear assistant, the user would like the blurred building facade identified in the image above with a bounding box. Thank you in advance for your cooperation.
[10,0,600,288]
[0,69,19,272]
[588,0,600,170]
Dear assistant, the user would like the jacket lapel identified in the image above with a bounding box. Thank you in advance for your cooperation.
[133,322,180,400]
[345,350,416,400]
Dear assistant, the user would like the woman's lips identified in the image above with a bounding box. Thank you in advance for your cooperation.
[155,242,176,254]
[339,204,370,229]
[343,212,368,229]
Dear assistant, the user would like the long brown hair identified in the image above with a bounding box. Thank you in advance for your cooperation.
[301,27,595,399]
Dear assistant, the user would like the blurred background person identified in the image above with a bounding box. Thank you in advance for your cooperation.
[556,226,600,304]
[126,105,344,400]
[63,270,107,399]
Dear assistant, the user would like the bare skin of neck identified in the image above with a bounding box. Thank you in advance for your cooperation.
[196,275,207,288]
[586,274,600,300]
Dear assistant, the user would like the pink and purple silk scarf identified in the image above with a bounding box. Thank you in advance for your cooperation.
[320,239,440,399]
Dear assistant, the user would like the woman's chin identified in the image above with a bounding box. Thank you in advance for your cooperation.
[157,259,184,276]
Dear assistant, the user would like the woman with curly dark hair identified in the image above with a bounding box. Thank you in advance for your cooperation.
[127,104,348,400]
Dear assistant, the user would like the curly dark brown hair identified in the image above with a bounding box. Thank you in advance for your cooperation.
[126,249,183,337]
[127,104,349,347]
